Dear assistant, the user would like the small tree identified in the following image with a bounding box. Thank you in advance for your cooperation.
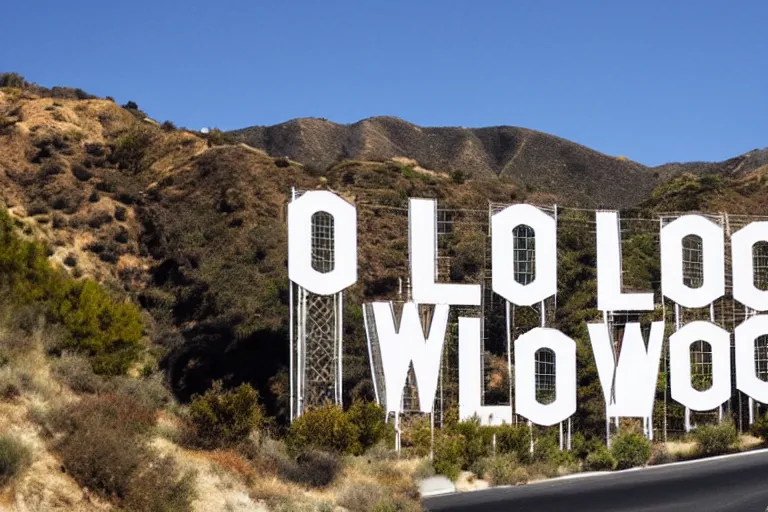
[289,403,360,454]
[187,381,264,449]
[610,432,651,469]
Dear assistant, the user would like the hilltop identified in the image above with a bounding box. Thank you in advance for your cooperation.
[230,116,768,208]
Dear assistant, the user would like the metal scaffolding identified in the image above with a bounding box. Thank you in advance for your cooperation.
[290,189,344,420]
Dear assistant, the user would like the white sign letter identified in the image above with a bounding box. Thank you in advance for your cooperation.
[372,302,450,414]
[670,321,731,411]
[288,190,357,295]
[596,211,654,311]
[491,204,556,306]
[735,315,768,404]
[588,322,664,418]
[514,328,576,426]
[458,317,513,425]
[661,215,724,308]
[732,222,768,311]
[410,199,481,305]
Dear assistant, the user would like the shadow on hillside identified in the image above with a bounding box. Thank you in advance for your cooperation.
[163,323,288,422]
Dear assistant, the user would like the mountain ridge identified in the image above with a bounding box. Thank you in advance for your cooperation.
[230,116,767,208]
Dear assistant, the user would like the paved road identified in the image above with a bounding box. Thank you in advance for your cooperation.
[424,449,768,512]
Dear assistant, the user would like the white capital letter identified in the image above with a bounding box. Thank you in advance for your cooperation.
[670,321,731,411]
[661,215,724,308]
[596,211,654,311]
[732,222,768,311]
[588,322,664,417]
[735,315,768,404]
[491,204,557,306]
[514,328,576,426]
[458,317,513,426]
[410,199,481,305]
[288,191,357,295]
[372,302,450,414]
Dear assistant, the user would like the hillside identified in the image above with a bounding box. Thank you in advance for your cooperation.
[2,73,768,510]
[230,117,768,208]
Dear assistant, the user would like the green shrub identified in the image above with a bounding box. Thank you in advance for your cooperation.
[474,454,529,486]
[0,435,31,486]
[55,279,144,375]
[346,400,391,454]
[432,433,464,481]
[111,126,155,173]
[750,413,768,443]
[0,208,144,376]
[584,446,616,471]
[693,421,738,456]
[289,404,360,454]
[187,381,264,449]
[610,432,651,469]
[453,417,493,469]
[400,414,432,457]
[123,456,196,512]
[495,423,531,462]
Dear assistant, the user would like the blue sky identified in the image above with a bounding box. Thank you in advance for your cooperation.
[1,1,765,166]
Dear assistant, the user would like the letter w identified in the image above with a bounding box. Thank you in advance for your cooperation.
[372,302,449,414]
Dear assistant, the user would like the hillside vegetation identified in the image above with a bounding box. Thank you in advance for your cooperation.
[1,72,768,508]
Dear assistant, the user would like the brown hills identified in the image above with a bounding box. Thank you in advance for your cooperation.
[230,116,768,208]
[1,73,767,420]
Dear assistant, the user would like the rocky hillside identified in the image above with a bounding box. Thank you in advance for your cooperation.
[230,117,768,208]
[1,73,767,424]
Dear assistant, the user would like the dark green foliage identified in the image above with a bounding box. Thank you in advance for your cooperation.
[0,435,31,486]
[161,120,177,132]
[289,403,360,454]
[186,381,264,449]
[750,413,768,443]
[0,208,144,375]
[450,169,466,184]
[345,400,392,452]
[114,206,127,221]
[432,433,464,481]
[111,126,156,174]
[610,432,651,469]
[693,421,738,456]
[453,417,494,469]
[584,446,617,471]
[495,423,531,462]
[71,164,93,182]
[123,101,139,110]
[274,157,290,168]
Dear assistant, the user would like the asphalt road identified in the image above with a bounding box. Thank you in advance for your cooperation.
[424,449,768,512]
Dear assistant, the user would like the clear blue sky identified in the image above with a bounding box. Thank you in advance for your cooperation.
[2,1,765,166]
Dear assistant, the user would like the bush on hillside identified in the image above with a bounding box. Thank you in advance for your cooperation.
[453,417,494,469]
[610,432,651,469]
[110,126,155,174]
[186,381,264,449]
[432,433,464,481]
[288,403,360,455]
[472,454,529,486]
[584,446,617,471]
[693,421,738,456]
[345,400,392,454]
[55,279,144,375]
[0,208,144,376]
[750,413,768,443]
[0,435,31,486]
[495,423,531,462]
